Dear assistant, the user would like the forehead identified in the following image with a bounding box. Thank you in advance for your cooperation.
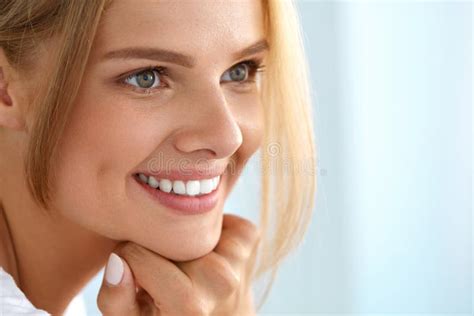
[90,0,266,62]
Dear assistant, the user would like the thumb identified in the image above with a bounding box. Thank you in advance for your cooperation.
[97,253,141,316]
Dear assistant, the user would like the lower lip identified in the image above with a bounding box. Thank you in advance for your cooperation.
[133,175,220,215]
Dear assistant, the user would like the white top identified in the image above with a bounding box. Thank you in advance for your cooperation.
[0,266,87,316]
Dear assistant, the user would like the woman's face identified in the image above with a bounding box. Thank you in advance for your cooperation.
[50,0,266,261]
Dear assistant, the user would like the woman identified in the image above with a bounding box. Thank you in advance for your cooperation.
[0,0,316,314]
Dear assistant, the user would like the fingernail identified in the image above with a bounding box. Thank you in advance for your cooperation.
[105,253,124,286]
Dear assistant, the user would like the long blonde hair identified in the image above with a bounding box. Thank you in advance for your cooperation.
[0,0,316,311]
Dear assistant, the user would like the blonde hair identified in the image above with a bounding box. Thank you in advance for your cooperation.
[0,0,316,312]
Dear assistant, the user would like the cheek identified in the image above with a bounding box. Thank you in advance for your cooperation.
[50,92,168,234]
[235,95,265,162]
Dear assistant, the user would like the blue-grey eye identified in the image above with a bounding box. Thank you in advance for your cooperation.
[222,63,249,82]
[125,69,160,89]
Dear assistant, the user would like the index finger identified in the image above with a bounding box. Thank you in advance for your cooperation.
[114,242,195,314]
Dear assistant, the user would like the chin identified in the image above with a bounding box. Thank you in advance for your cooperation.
[151,230,221,262]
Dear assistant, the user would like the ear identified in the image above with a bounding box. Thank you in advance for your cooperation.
[0,50,27,132]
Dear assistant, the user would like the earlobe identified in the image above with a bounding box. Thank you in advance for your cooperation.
[0,67,26,131]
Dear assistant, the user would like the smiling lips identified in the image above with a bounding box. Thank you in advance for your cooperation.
[136,173,221,197]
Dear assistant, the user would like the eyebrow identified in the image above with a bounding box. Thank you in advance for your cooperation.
[101,38,269,68]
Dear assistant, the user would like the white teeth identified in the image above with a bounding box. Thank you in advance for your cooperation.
[137,173,221,196]
[138,173,148,183]
[172,180,186,195]
[147,176,159,189]
[199,179,213,194]
[186,180,200,196]
[213,175,220,190]
[159,179,172,193]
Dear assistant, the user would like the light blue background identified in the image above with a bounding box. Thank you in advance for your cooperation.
[80,1,472,315]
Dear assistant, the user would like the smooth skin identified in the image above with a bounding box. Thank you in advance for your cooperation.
[0,0,266,314]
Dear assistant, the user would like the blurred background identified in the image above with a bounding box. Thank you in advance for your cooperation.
[79,0,472,314]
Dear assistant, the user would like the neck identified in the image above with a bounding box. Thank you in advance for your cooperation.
[0,193,117,314]
[0,203,19,281]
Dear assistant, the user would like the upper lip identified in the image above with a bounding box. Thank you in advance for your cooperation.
[135,166,227,182]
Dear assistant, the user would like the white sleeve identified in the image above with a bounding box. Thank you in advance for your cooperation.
[0,266,50,315]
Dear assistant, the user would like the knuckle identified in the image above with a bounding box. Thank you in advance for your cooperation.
[183,295,209,316]
[240,220,260,243]
[226,215,260,245]
[204,254,239,296]
[225,214,251,228]
[221,236,249,261]
[173,280,211,315]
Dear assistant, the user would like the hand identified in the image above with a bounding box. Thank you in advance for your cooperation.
[96,213,260,316]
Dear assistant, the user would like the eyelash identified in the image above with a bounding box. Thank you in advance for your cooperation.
[117,59,266,95]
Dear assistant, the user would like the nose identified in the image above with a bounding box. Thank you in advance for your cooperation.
[173,85,243,159]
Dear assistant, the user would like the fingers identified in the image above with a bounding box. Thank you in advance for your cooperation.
[115,242,208,316]
[221,214,261,247]
[177,214,260,308]
[176,251,240,302]
[96,215,260,316]
[97,253,141,316]
[213,214,261,273]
